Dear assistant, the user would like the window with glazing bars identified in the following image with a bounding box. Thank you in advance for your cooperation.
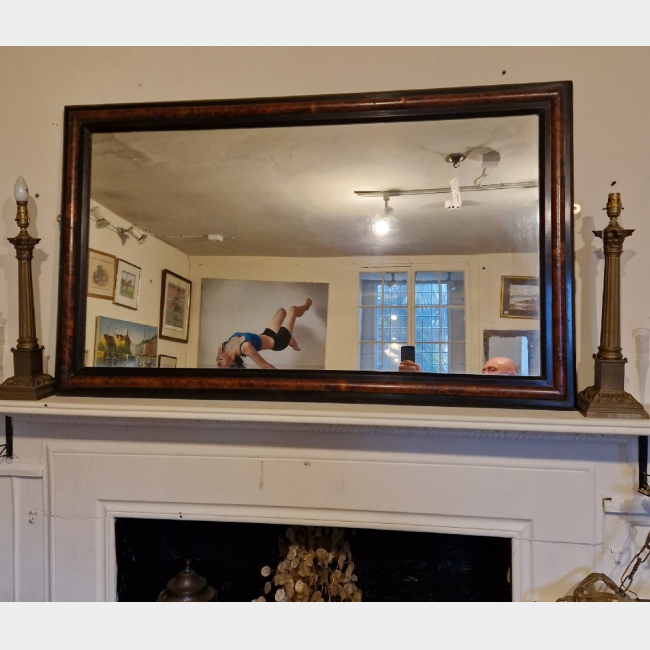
[359,271,466,373]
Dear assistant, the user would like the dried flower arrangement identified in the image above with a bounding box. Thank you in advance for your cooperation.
[253,526,362,602]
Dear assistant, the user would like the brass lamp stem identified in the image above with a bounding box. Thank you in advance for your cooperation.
[11,202,39,351]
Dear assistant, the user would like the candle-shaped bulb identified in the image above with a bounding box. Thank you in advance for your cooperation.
[14,177,29,203]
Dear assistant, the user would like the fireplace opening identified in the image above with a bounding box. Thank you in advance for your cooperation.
[115,518,511,602]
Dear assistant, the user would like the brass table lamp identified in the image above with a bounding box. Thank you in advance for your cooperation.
[577,192,648,418]
[0,177,55,400]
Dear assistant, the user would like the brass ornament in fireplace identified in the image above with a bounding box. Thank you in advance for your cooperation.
[577,192,649,419]
[157,559,218,602]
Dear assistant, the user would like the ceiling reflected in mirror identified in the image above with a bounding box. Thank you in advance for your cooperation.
[90,115,539,258]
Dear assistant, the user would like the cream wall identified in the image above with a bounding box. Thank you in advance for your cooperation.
[86,202,191,366]
[478,252,540,331]
[1,47,649,399]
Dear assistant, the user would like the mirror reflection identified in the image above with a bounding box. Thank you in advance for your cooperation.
[85,115,541,374]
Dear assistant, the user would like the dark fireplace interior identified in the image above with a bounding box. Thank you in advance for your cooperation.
[115,518,511,602]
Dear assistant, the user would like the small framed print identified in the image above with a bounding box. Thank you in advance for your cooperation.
[500,276,540,319]
[158,354,177,368]
[87,249,117,300]
[114,259,142,310]
[159,269,192,343]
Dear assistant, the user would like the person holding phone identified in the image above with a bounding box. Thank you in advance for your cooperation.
[398,346,422,372]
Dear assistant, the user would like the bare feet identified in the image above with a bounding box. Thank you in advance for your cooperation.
[294,298,312,318]
[289,336,301,351]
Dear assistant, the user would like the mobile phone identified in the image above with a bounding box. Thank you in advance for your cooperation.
[401,345,416,363]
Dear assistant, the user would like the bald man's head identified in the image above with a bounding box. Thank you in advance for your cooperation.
[482,357,517,375]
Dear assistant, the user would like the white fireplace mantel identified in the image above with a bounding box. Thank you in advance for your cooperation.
[2,395,650,437]
[2,396,650,602]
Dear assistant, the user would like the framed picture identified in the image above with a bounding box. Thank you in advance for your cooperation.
[159,269,192,343]
[113,259,142,310]
[87,249,117,300]
[94,316,158,368]
[158,354,177,368]
[500,276,540,319]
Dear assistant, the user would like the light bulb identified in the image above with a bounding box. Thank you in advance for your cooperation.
[373,218,390,236]
[14,177,29,202]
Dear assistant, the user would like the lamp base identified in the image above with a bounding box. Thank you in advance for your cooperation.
[577,385,649,419]
[0,373,55,400]
[577,357,649,418]
[0,346,56,400]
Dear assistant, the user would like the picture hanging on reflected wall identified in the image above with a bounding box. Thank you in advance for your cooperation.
[159,269,192,343]
[94,316,158,368]
[197,279,329,370]
[500,276,539,319]
[158,354,177,368]
[87,249,117,300]
[113,259,142,310]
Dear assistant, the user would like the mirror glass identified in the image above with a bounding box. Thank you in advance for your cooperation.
[85,115,541,375]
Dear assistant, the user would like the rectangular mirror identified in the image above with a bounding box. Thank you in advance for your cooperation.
[56,81,575,408]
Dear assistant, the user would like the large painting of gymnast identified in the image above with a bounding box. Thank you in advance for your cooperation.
[197,279,329,370]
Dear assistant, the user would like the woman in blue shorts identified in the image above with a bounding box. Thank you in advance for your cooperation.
[216,298,312,369]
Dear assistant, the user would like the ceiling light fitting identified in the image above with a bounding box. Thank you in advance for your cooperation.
[158,234,224,243]
[372,193,394,236]
[445,152,466,168]
[354,181,538,199]
[89,208,148,245]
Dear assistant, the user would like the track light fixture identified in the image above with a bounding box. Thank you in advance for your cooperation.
[372,193,394,236]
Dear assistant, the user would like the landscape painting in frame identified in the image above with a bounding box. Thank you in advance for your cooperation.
[197,279,329,370]
[94,316,158,367]
[500,276,540,319]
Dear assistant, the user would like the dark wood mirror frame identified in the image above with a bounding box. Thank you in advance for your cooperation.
[55,80,575,409]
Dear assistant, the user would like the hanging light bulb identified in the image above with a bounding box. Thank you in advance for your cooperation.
[446,272,456,291]
[372,193,394,236]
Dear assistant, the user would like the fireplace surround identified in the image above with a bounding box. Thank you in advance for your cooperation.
[1,397,650,601]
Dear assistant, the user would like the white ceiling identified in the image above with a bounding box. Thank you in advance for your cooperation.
[90,114,540,257]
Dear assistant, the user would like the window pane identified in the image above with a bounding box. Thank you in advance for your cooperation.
[359,307,381,341]
[359,273,383,306]
[448,272,465,306]
[416,343,440,373]
[384,273,408,306]
[383,308,407,342]
[449,309,465,341]
[359,343,382,371]
[448,342,466,373]
[382,343,401,371]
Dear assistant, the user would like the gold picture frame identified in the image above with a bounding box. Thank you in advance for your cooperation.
[500,276,539,319]
[87,248,117,300]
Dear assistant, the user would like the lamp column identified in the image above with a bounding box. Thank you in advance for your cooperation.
[577,193,648,418]
[0,177,55,400]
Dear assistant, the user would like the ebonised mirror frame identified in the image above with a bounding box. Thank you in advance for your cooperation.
[55,80,575,409]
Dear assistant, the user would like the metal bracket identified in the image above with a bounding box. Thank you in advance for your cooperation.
[0,416,13,460]
[638,436,650,496]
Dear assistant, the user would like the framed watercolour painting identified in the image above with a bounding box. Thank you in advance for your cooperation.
[94,316,158,368]
[114,259,142,310]
[158,354,177,368]
[159,269,192,343]
[500,276,540,319]
[87,249,116,300]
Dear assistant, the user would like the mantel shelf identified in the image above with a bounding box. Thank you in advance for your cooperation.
[1,395,649,437]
